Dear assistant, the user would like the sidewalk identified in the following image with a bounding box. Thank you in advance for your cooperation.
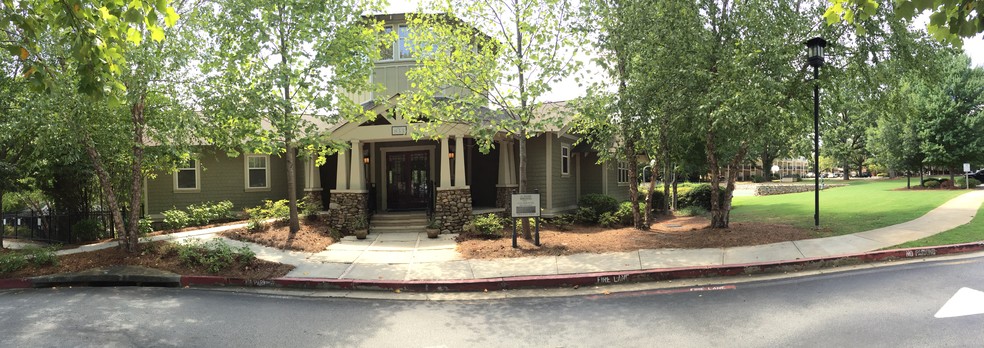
[31,190,984,283]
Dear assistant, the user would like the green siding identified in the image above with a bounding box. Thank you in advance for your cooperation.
[580,152,605,196]
[145,147,298,217]
[606,162,631,201]
[525,135,548,209]
[551,134,577,212]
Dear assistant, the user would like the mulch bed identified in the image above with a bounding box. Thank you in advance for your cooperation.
[220,218,337,253]
[1,241,294,280]
[456,216,818,259]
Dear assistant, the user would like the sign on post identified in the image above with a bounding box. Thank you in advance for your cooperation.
[964,163,972,173]
[511,193,541,248]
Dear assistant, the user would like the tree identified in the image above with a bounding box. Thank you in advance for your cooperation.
[914,53,984,182]
[1,0,179,96]
[826,0,984,45]
[198,0,384,235]
[401,0,581,239]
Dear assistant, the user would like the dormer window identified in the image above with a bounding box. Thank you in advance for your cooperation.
[398,25,411,59]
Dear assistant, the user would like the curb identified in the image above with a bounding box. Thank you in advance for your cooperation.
[5,242,983,292]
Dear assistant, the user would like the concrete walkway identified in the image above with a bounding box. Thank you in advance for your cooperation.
[24,190,984,282]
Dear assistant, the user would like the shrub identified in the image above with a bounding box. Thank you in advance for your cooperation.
[137,218,154,236]
[0,252,27,274]
[924,180,941,189]
[162,209,191,230]
[24,246,57,267]
[187,200,235,226]
[751,175,766,183]
[578,194,619,217]
[955,177,982,188]
[613,201,646,226]
[598,212,619,228]
[677,184,725,210]
[551,214,574,231]
[572,206,597,224]
[176,239,255,274]
[72,218,105,242]
[300,195,322,217]
[921,178,939,187]
[245,199,291,223]
[676,206,708,217]
[472,214,504,238]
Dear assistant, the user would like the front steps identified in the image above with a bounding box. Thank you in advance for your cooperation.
[370,212,429,234]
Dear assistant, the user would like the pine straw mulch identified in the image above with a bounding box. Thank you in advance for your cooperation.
[220,218,337,253]
[0,241,294,280]
[456,216,819,259]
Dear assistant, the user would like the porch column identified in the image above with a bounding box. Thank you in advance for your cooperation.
[497,140,508,185]
[336,148,349,190]
[349,140,364,191]
[304,156,322,191]
[506,141,517,185]
[454,135,467,188]
[440,136,452,188]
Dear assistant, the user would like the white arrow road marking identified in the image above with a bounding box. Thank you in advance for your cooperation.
[935,287,984,318]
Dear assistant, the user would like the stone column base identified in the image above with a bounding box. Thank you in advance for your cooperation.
[327,191,368,231]
[496,185,518,213]
[435,188,472,233]
[304,190,324,210]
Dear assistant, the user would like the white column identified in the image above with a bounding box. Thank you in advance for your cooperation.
[440,136,452,188]
[304,156,322,191]
[335,148,348,190]
[497,140,508,185]
[349,140,364,191]
[506,141,517,185]
[455,135,467,188]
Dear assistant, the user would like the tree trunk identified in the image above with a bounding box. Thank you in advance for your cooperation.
[842,159,851,180]
[760,154,775,182]
[286,143,300,233]
[707,131,748,228]
[518,134,531,240]
[671,174,678,211]
[125,94,147,252]
[906,172,911,189]
[644,164,657,225]
[662,160,671,214]
[949,167,956,188]
[625,139,643,230]
[81,133,128,250]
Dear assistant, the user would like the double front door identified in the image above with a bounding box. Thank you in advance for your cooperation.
[386,151,430,211]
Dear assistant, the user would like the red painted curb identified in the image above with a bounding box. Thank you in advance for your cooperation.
[0,278,32,289]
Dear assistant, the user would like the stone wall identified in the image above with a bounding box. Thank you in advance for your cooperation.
[327,191,368,230]
[304,190,323,210]
[436,188,472,234]
[495,186,517,212]
[751,184,847,196]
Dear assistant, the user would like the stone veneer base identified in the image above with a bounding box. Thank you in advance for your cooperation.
[435,188,472,234]
[327,191,368,230]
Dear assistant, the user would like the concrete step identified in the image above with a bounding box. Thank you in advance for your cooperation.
[370,225,427,233]
[371,219,428,226]
[372,212,428,221]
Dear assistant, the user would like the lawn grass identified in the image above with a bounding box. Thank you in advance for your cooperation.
[730,179,970,236]
[890,203,984,249]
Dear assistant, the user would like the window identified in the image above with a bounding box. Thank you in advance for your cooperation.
[561,145,570,176]
[379,26,393,60]
[245,155,270,190]
[398,25,411,59]
[617,161,629,184]
[174,160,199,191]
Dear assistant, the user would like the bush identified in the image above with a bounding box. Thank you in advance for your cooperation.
[137,218,154,236]
[245,199,291,227]
[677,184,725,211]
[921,178,939,187]
[955,177,982,188]
[187,200,235,226]
[300,195,322,217]
[598,212,619,228]
[578,194,619,216]
[551,215,573,231]
[924,180,941,189]
[472,214,504,238]
[176,239,255,274]
[612,201,646,226]
[572,207,597,224]
[162,209,191,230]
[0,252,28,274]
[72,218,105,242]
[676,206,708,217]
[751,175,766,183]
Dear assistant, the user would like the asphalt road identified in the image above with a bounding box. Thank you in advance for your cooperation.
[1,256,983,348]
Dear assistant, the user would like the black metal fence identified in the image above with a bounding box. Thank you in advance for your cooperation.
[2,211,116,244]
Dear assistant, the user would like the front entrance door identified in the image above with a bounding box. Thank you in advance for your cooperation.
[386,151,430,211]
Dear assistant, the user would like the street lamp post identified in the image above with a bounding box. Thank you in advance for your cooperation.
[806,37,827,229]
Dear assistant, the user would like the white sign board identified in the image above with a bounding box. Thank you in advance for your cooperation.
[965,163,972,173]
[511,193,541,218]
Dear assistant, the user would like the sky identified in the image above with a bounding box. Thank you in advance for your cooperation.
[385,1,984,102]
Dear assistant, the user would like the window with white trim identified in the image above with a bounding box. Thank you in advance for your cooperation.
[245,155,270,189]
[398,25,411,59]
[617,161,629,184]
[174,160,199,191]
[561,145,570,176]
